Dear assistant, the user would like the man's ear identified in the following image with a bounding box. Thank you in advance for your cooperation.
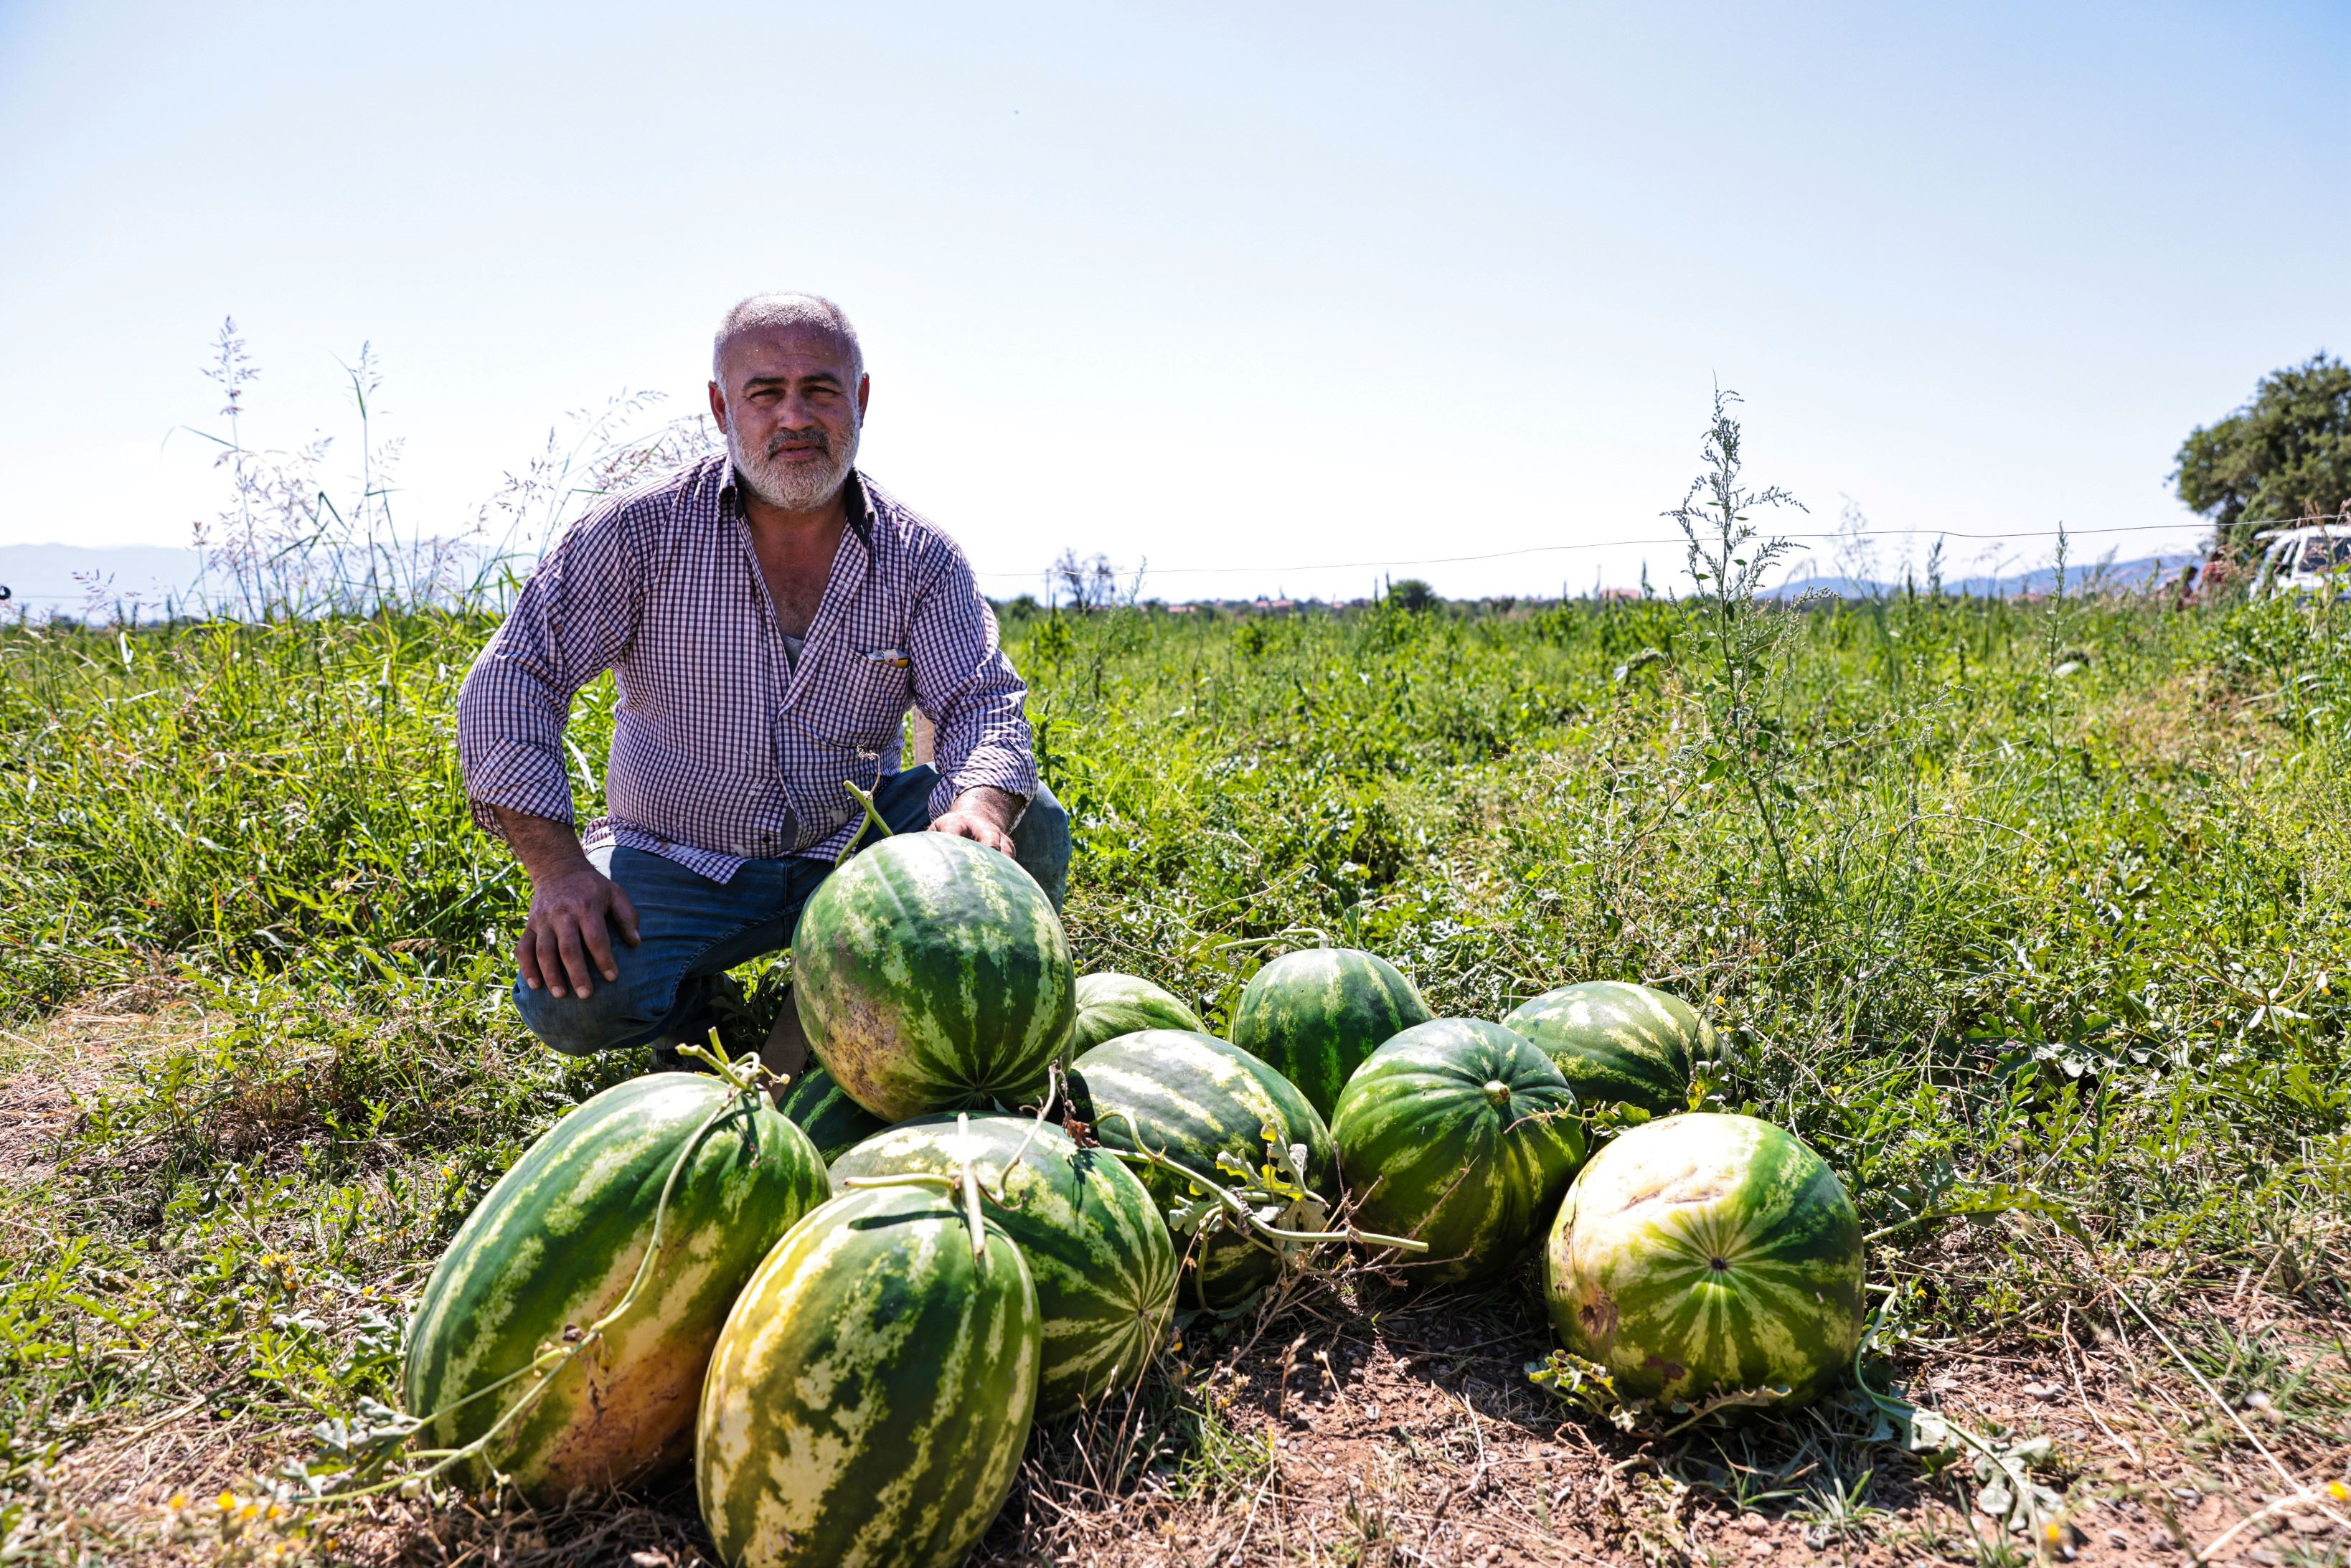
[855,373,871,419]
[707,379,728,429]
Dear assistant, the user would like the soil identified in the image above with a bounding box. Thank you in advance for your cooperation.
[83,1269,2351,1568]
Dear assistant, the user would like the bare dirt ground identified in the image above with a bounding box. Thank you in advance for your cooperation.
[6,1004,2344,1567]
[80,1280,2351,1568]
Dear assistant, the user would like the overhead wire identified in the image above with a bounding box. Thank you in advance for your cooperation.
[967,514,2307,582]
[9,514,2338,607]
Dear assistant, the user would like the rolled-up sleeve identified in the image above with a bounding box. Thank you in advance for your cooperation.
[906,544,1037,818]
[455,503,644,839]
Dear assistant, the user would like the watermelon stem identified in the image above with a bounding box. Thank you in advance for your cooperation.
[1089,1108,1430,1254]
[841,1173,961,1191]
[1202,925,1332,955]
[956,1112,989,1262]
[833,1164,997,1264]
[835,780,895,864]
[676,1033,765,1095]
[1002,1062,1063,1173]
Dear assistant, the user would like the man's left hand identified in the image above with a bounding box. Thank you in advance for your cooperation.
[928,785,1023,858]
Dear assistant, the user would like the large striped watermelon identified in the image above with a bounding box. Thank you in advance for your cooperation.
[697,1184,1040,1568]
[1543,1113,1864,1406]
[1231,948,1433,1120]
[775,1064,890,1163]
[795,832,1076,1122]
[1071,972,1205,1052]
[404,1074,829,1500]
[1071,1029,1338,1308]
[831,1111,1177,1417]
[1329,1019,1586,1286]
[1502,981,1721,1116]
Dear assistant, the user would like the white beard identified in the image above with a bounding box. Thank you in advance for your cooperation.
[730,415,859,512]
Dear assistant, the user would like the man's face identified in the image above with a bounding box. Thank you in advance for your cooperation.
[709,323,870,514]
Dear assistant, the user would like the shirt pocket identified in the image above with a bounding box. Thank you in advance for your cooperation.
[800,647,912,753]
[843,649,915,745]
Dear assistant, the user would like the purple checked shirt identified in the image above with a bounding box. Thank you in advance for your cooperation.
[456,455,1036,881]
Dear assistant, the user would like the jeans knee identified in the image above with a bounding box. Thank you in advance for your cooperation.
[1014,780,1072,910]
[512,970,670,1057]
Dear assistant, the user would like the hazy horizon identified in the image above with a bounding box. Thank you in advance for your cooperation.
[3,2,2345,598]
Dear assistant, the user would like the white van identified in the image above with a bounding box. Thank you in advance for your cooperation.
[2253,523,2350,597]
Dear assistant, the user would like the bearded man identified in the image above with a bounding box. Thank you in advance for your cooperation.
[456,293,1065,1067]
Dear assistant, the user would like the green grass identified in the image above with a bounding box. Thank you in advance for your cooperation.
[1,571,2347,1560]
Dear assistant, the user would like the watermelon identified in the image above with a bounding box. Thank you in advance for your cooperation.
[1329,1019,1586,1286]
[795,832,1077,1122]
[776,1063,890,1163]
[697,1183,1040,1568]
[1231,948,1433,1120]
[831,1111,1177,1417]
[1071,1029,1337,1308]
[1072,971,1204,1052]
[404,1074,829,1500]
[1502,981,1722,1116]
[1543,1113,1864,1407]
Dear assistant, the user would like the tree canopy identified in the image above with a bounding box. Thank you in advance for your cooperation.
[2172,352,2351,547]
[1387,577,1438,612]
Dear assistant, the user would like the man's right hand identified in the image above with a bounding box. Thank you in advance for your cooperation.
[495,808,641,999]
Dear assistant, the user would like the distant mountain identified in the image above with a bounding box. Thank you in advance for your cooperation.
[1768,554,2196,600]
[1,544,203,618]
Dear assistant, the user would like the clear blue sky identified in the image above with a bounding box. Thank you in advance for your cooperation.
[2,1,2345,598]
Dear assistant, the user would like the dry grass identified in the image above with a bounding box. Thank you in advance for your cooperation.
[0,979,222,1178]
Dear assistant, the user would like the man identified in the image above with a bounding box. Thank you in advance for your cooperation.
[456,293,1065,1065]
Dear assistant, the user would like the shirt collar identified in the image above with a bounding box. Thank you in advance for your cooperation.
[719,459,875,546]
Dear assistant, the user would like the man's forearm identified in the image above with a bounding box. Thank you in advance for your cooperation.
[492,806,591,885]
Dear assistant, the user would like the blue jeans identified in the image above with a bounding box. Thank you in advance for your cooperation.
[513,767,1070,1057]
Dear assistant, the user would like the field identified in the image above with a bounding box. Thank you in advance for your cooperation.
[3,537,2350,1565]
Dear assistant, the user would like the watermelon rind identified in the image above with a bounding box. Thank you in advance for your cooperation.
[794,832,1077,1122]
[403,1074,829,1500]
[1543,1112,1865,1407]
[1071,972,1205,1053]
[1329,1019,1586,1286]
[831,1111,1176,1417]
[776,1063,890,1163]
[1231,948,1433,1120]
[1071,1029,1337,1308]
[1502,981,1720,1116]
[697,1183,1041,1568]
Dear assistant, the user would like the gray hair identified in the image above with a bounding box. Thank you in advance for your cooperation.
[712,293,864,384]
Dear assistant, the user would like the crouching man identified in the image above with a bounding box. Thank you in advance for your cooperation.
[455,293,1066,1065]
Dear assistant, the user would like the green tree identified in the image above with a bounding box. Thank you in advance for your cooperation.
[1387,577,1438,613]
[2172,352,2351,549]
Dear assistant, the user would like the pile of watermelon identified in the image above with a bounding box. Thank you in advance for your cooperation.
[400,833,1865,1566]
